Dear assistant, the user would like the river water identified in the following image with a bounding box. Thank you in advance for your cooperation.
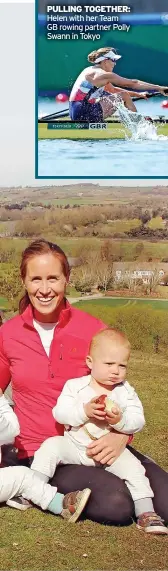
[38,96,168,178]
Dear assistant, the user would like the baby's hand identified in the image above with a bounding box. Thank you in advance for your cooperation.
[84,396,106,421]
[105,404,123,425]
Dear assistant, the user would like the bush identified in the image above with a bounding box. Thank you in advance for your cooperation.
[74,303,168,353]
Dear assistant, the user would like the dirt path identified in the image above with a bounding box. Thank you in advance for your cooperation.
[68,294,168,304]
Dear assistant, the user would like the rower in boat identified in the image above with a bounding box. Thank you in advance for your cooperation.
[69,47,168,122]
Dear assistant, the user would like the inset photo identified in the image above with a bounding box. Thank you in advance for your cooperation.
[36,1,168,178]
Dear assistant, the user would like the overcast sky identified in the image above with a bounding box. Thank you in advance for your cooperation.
[0,1,167,188]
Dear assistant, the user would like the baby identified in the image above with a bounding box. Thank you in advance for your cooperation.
[0,389,90,522]
[31,328,168,535]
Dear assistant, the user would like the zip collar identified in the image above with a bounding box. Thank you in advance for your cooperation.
[20,298,72,330]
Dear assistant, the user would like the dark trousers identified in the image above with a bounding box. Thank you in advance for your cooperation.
[2,445,168,525]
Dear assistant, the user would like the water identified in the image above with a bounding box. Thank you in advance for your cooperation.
[115,101,168,142]
[38,96,168,178]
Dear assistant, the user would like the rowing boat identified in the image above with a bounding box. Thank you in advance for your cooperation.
[38,118,168,140]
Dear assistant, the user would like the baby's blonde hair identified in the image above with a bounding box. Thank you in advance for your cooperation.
[89,328,131,356]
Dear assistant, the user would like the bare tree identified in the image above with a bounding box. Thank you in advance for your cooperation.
[73,266,95,293]
[146,267,162,295]
[97,261,114,293]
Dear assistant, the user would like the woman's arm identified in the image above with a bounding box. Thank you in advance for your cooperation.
[86,69,168,94]
[104,83,148,98]
[86,431,130,465]
[0,330,11,392]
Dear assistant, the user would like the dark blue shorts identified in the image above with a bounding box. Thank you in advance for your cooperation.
[69,101,103,122]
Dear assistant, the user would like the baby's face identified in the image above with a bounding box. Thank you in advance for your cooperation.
[87,340,130,388]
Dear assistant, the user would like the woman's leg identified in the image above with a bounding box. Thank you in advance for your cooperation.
[100,92,137,119]
[50,448,168,525]
[50,464,134,525]
[69,101,103,122]
[105,448,154,504]
[128,447,168,523]
[100,97,117,119]
[3,445,167,525]
[120,92,137,112]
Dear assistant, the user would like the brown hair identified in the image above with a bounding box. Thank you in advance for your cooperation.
[88,47,117,64]
[19,239,70,314]
[89,328,131,356]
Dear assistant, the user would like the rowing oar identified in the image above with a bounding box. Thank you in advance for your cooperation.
[133,90,168,101]
[39,107,69,121]
[39,90,168,122]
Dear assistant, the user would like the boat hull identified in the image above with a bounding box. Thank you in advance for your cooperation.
[38,121,168,140]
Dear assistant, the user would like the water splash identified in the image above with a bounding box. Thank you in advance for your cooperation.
[101,93,165,140]
[115,101,167,141]
[133,120,167,141]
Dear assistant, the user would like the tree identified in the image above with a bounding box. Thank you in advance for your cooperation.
[97,261,114,292]
[162,274,168,286]
[134,242,144,260]
[100,240,114,263]
[74,266,95,293]
[143,267,161,295]
[152,208,161,218]
[162,211,168,220]
[0,267,23,307]
[140,211,151,225]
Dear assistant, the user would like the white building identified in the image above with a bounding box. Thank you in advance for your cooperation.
[113,263,168,285]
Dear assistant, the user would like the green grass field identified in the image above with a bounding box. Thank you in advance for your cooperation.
[147,216,165,230]
[99,218,141,233]
[0,352,167,571]
[0,297,10,309]
[74,297,168,311]
[35,236,168,261]
[2,294,168,314]
[1,236,168,261]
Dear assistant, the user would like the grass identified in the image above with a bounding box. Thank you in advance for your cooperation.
[46,237,168,261]
[0,296,9,309]
[0,352,168,571]
[2,236,168,261]
[66,286,78,297]
[100,218,141,233]
[42,197,125,206]
[147,216,165,230]
[74,297,168,311]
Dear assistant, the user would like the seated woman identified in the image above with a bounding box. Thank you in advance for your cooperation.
[1,239,168,525]
[69,46,168,121]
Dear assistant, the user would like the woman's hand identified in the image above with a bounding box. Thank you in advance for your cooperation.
[159,87,168,96]
[86,431,129,465]
[131,91,149,99]
[84,397,106,421]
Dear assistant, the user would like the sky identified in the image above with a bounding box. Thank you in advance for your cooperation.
[0,2,168,188]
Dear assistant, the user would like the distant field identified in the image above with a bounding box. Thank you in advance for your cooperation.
[147,216,165,230]
[1,236,168,262]
[0,296,9,309]
[37,237,168,260]
[41,197,133,206]
[74,297,168,311]
[99,218,141,233]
